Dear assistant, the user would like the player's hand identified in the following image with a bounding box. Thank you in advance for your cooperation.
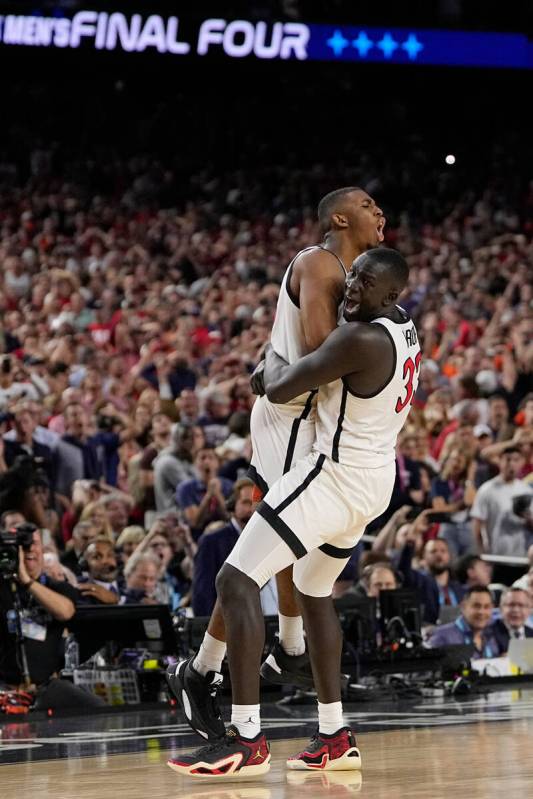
[250,359,266,396]
[78,583,120,604]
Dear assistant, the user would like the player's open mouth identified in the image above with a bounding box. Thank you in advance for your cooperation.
[376,217,385,243]
[344,297,359,315]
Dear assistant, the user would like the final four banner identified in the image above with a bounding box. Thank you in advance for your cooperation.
[0,10,532,69]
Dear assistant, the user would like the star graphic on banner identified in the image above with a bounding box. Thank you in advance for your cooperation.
[352,31,374,58]
[326,29,349,57]
[401,33,424,60]
[377,32,398,59]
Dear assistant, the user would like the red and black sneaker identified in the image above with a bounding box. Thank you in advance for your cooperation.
[168,724,271,779]
[287,727,362,771]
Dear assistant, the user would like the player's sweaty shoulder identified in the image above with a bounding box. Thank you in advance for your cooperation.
[345,319,393,354]
[290,247,345,298]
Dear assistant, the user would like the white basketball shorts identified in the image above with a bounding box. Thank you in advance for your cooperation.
[228,451,396,597]
[248,393,317,494]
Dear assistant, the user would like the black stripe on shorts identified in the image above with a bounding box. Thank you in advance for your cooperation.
[283,389,318,474]
[247,464,269,496]
[256,501,307,559]
[319,543,355,559]
[276,453,325,514]
[331,385,348,462]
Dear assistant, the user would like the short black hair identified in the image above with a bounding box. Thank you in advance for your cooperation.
[463,585,492,602]
[361,247,409,291]
[501,445,522,457]
[488,392,509,405]
[317,186,363,233]
[454,553,482,585]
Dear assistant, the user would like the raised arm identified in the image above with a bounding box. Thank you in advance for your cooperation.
[264,323,383,404]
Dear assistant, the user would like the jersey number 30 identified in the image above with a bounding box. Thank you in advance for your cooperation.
[395,351,422,413]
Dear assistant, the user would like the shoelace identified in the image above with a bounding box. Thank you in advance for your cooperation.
[306,729,320,750]
[207,675,223,718]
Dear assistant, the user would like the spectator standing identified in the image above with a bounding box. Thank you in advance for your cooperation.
[399,535,465,623]
[430,448,476,556]
[3,405,55,487]
[153,424,196,512]
[197,390,231,448]
[471,446,533,556]
[191,479,255,616]
[176,447,233,539]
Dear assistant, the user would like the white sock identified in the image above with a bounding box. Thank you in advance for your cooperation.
[231,704,261,739]
[318,701,345,736]
[193,632,226,676]
[278,613,305,656]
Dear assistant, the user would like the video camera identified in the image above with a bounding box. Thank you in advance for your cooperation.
[0,523,37,579]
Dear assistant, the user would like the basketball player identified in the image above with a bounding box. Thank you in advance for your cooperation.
[168,248,421,778]
[166,187,385,741]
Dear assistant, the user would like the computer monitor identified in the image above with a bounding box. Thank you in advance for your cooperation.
[378,588,422,641]
[70,604,178,664]
[335,594,377,655]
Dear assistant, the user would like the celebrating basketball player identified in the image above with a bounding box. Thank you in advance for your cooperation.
[166,187,385,739]
[168,247,420,779]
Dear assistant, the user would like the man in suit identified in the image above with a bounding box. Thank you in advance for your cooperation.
[77,537,125,605]
[60,520,100,577]
[3,405,55,486]
[429,586,503,659]
[492,587,533,652]
[191,478,258,616]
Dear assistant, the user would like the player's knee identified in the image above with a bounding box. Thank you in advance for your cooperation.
[216,563,257,605]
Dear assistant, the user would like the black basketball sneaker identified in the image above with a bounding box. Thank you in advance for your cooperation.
[260,641,314,690]
[166,657,225,741]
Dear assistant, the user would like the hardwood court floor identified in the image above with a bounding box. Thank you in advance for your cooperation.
[3,718,533,799]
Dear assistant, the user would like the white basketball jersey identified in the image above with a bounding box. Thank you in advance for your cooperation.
[270,245,346,407]
[314,311,421,468]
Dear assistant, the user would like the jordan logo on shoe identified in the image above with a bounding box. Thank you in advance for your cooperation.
[245,717,255,724]
[252,751,264,761]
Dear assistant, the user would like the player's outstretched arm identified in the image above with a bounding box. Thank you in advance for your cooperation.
[264,323,378,403]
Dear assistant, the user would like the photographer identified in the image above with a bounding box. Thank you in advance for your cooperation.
[0,524,102,709]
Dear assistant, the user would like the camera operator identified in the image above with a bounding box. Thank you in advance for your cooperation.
[0,524,103,709]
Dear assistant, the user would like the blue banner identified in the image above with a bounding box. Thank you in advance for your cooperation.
[309,26,529,69]
[0,11,532,69]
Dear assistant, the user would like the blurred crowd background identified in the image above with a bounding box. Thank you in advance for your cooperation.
[0,2,532,694]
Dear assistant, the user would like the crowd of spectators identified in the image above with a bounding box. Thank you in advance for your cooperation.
[0,139,532,698]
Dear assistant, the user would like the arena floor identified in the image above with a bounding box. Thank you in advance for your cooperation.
[2,686,533,798]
